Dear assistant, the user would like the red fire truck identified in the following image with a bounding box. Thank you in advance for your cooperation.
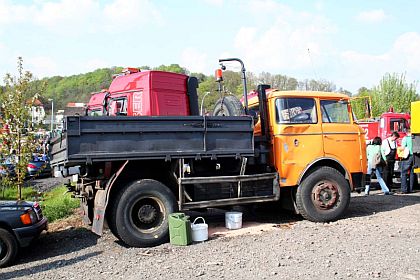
[357,109,411,174]
[357,109,410,144]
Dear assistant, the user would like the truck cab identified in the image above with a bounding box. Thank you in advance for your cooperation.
[358,110,410,173]
[249,90,366,191]
[86,90,108,116]
[358,111,411,145]
[85,68,200,117]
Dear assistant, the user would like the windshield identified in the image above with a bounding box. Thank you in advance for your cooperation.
[275,98,317,124]
[88,108,103,116]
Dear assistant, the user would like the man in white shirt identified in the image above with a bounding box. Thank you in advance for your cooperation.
[381,131,400,189]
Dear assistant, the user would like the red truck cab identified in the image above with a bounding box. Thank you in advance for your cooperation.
[358,110,411,145]
[85,68,199,117]
[358,110,410,173]
[86,90,109,116]
[107,68,199,116]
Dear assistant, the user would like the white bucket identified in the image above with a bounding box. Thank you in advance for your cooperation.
[225,211,243,230]
[191,217,208,242]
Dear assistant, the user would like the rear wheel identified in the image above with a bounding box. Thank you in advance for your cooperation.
[296,167,350,222]
[0,228,18,268]
[213,95,245,116]
[112,179,177,247]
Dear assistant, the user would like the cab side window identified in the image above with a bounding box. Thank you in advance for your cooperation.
[320,100,350,123]
[109,98,128,116]
[275,98,317,124]
[390,118,408,132]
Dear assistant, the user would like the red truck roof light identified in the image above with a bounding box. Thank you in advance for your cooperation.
[122,67,140,74]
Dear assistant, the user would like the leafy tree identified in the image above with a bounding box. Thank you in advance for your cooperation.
[351,74,418,120]
[371,73,418,114]
[256,72,298,90]
[0,57,45,199]
[298,79,336,92]
[154,64,188,74]
[197,75,220,114]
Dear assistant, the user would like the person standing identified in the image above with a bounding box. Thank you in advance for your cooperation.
[381,131,400,190]
[400,129,414,194]
[365,137,392,195]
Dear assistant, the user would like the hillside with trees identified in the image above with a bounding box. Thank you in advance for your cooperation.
[35,64,342,114]
[4,61,414,117]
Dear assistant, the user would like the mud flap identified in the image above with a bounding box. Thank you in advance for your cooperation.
[92,189,107,236]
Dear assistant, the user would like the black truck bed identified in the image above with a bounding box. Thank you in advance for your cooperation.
[50,115,255,167]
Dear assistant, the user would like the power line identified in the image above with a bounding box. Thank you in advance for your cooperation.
[307,48,319,81]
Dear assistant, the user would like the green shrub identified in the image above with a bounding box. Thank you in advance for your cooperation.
[40,186,79,223]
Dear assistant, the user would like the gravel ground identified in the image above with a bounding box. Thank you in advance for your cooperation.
[26,177,69,193]
[1,180,420,280]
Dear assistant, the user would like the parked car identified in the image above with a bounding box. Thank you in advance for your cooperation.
[0,200,48,267]
[27,156,52,178]
[0,163,16,178]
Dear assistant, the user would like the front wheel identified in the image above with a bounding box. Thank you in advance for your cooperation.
[296,167,350,222]
[0,228,18,268]
[112,179,177,247]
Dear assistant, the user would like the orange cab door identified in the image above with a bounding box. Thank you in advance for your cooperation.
[320,99,364,172]
[272,97,323,187]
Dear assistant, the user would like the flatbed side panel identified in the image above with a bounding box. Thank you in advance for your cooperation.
[51,116,254,166]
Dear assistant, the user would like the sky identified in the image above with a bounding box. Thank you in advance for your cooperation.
[0,0,419,94]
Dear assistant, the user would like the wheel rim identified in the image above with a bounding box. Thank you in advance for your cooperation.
[312,180,340,210]
[129,196,165,233]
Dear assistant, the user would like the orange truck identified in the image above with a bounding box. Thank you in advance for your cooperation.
[51,58,366,247]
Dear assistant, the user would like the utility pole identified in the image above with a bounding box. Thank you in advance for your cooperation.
[48,98,54,134]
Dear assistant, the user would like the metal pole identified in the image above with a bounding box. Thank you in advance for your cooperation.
[51,100,54,133]
[48,99,54,133]
[218,58,248,114]
[200,92,210,115]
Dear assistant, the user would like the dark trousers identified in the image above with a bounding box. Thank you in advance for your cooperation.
[401,156,414,193]
[383,160,395,189]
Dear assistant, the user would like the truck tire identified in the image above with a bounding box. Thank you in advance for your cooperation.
[296,167,350,222]
[112,179,177,247]
[107,198,121,240]
[0,228,18,268]
[213,95,245,116]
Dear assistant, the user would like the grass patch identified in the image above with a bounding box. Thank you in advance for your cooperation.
[41,186,80,223]
[0,185,80,223]
[0,185,38,200]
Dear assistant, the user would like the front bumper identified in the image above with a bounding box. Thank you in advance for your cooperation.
[13,217,48,247]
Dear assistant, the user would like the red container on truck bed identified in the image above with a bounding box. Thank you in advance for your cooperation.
[108,70,191,116]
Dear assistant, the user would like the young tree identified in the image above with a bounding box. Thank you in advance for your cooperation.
[352,74,418,120]
[372,73,418,114]
[0,57,45,199]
